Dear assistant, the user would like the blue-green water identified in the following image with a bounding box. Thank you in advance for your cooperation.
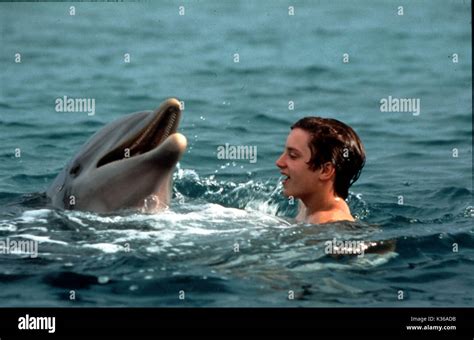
[0,1,472,306]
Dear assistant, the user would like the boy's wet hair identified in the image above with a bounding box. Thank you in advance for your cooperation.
[291,117,365,199]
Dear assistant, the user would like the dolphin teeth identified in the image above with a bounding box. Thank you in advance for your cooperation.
[162,113,177,140]
[97,106,180,168]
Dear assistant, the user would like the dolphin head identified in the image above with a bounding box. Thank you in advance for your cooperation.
[47,98,187,213]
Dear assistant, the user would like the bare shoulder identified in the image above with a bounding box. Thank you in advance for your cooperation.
[296,200,354,224]
[309,210,354,224]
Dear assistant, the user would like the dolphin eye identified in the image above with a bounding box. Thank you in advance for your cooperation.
[69,164,81,176]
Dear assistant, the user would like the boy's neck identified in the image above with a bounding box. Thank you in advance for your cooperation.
[299,190,354,224]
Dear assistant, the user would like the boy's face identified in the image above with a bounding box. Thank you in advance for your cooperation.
[275,128,322,199]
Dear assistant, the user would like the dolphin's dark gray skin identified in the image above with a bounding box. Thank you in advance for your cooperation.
[47,98,187,213]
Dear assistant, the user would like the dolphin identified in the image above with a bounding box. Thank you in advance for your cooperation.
[46,98,187,213]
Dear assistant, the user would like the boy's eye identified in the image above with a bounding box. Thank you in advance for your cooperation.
[289,153,297,159]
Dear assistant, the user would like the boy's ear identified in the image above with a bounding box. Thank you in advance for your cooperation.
[319,162,335,181]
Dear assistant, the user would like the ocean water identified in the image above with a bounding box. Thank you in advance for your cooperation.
[0,1,472,307]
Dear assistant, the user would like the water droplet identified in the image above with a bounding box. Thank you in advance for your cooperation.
[98,276,109,284]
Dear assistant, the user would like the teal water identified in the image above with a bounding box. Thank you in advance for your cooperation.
[0,1,472,306]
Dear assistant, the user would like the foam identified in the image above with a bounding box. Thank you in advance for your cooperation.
[17,209,51,224]
[82,243,124,253]
[0,222,17,232]
[9,234,68,245]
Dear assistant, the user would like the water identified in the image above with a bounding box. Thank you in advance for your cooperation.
[0,1,472,306]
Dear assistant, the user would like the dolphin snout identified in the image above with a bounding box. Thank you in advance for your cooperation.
[168,132,187,153]
[156,98,181,117]
[164,98,181,110]
[146,132,187,168]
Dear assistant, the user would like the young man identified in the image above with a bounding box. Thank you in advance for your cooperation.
[276,117,365,224]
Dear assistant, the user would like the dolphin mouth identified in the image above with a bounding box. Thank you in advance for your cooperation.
[96,99,182,168]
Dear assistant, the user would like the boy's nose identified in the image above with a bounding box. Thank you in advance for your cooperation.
[275,154,285,168]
